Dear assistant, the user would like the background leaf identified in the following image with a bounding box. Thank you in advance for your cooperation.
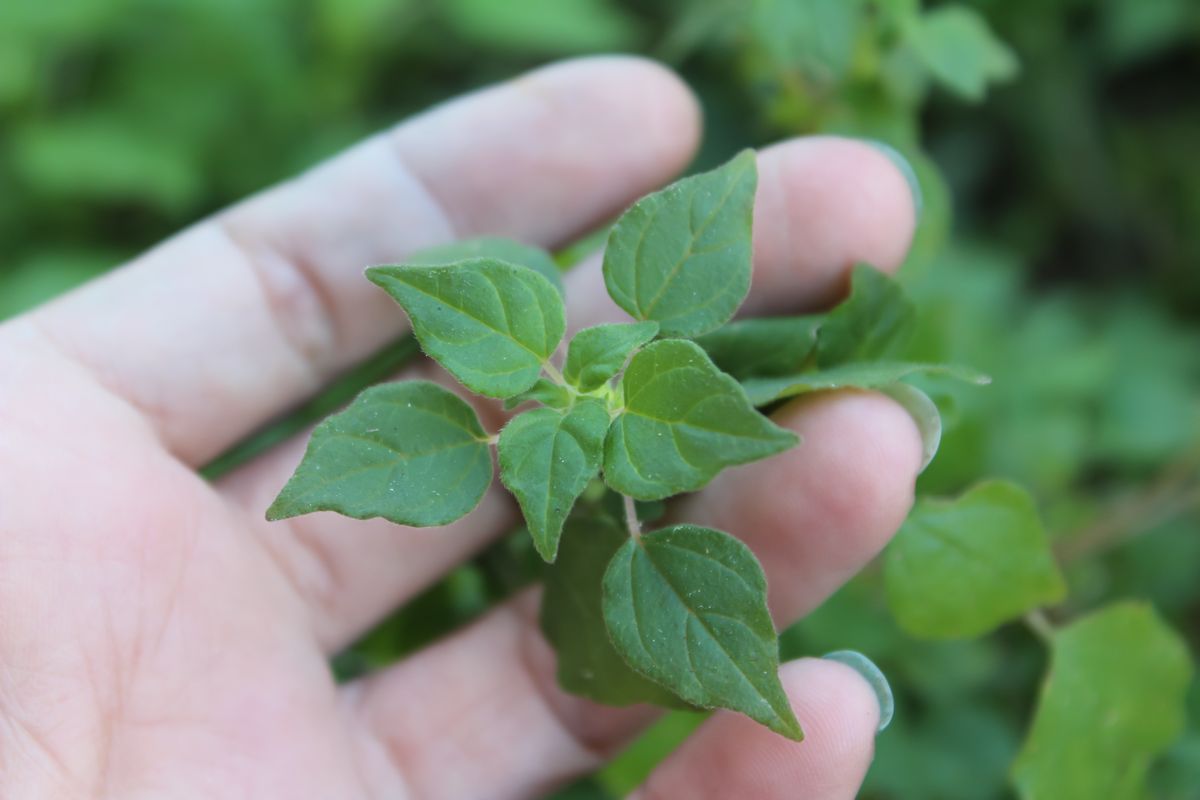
[602,524,802,740]
[267,381,492,527]
[905,7,1019,103]
[1012,603,1193,800]
[367,259,564,398]
[602,150,757,338]
[603,340,797,500]
[499,399,610,562]
[884,481,1066,639]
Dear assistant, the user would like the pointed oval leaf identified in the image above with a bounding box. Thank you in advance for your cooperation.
[816,263,916,367]
[907,6,1019,103]
[541,513,692,708]
[884,480,1066,639]
[604,340,797,501]
[694,315,822,380]
[563,321,659,391]
[602,524,803,740]
[1012,603,1192,800]
[266,381,492,527]
[367,258,565,398]
[602,150,757,337]
[498,399,610,562]
[402,236,564,295]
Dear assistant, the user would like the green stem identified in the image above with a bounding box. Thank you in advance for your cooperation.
[623,493,641,540]
[542,360,566,386]
[1023,609,1055,646]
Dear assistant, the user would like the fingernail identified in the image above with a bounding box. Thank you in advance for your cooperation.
[823,650,894,733]
[863,140,923,220]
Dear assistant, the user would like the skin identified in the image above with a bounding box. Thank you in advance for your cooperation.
[0,57,921,799]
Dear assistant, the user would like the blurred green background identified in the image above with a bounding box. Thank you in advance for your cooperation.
[3,0,1198,797]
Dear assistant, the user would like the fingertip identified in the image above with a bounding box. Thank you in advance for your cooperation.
[750,137,919,313]
[524,55,703,178]
[631,657,882,799]
[390,56,702,248]
[680,390,923,620]
[780,657,883,760]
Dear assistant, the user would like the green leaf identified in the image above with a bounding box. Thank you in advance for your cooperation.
[1012,603,1193,800]
[563,321,659,391]
[741,361,990,407]
[748,0,863,85]
[883,481,1066,639]
[367,259,565,398]
[603,150,758,338]
[816,263,916,367]
[604,340,798,501]
[905,7,1019,102]
[541,514,690,707]
[266,381,492,527]
[602,525,803,740]
[498,399,610,562]
[403,236,564,296]
[694,315,822,380]
[502,377,572,411]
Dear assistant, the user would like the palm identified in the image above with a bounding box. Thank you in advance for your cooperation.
[2,353,364,796]
[1,57,920,800]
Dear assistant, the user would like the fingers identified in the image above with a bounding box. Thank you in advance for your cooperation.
[341,389,922,800]
[25,56,700,465]
[628,658,882,800]
[221,134,919,653]
[673,390,922,623]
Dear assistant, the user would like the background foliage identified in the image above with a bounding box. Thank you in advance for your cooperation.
[3,0,1198,797]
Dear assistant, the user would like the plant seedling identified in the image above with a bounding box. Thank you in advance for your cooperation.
[268,150,981,738]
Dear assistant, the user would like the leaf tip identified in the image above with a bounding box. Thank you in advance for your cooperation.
[264,496,294,522]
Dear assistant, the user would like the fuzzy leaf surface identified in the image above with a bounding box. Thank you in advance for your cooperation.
[403,236,564,295]
[498,399,609,562]
[884,480,1066,639]
[367,258,564,398]
[603,150,757,337]
[267,381,491,527]
[604,340,797,500]
[741,360,988,407]
[694,315,822,380]
[602,524,803,740]
[1012,603,1192,800]
[541,514,690,708]
[563,321,659,391]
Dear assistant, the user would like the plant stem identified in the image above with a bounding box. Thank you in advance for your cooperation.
[542,360,566,386]
[1053,453,1200,563]
[1023,609,1055,646]
[623,493,641,539]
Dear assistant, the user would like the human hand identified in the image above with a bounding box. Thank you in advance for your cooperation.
[0,57,920,799]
